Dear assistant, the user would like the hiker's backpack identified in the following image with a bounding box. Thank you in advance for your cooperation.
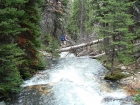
[61,35,65,41]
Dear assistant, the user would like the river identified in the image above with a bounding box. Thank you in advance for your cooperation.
[5,52,135,105]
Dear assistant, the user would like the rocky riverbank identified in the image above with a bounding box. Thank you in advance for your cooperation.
[119,72,140,95]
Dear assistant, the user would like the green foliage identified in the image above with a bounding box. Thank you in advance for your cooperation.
[62,0,69,6]
[36,53,47,70]
[0,0,27,95]
[45,34,60,59]
[0,44,24,95]
[0,0,27,36]
[19,60,30,78]
[17,0,45,79]
[37,58,47,70]
[66,0,80,40]
[0,0,45,96]
[61,0,69,14]
[66,0,103,40]
[104,71,129,81]
[95,0,135,73]
[134,89,140,103]
[84,0,97,33]
[117,52,135,65]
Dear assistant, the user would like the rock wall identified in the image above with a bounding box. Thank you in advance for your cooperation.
[40,0,64,44]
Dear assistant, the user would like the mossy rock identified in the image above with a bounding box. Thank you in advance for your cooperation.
[104,72,129,81]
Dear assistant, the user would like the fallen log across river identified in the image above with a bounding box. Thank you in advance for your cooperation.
[59,38,103,52]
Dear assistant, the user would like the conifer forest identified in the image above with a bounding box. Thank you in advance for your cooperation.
[0,0,140,103]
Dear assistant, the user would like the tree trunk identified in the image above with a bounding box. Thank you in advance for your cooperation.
[59,39,103,52]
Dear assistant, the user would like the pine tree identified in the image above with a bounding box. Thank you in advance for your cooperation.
[84,0,98,34]
[0,0,26,95]
[133,0,140,61]
[97,0,135,74]
[66,0,98,42]
[66,0,81,41]
[133,1,140,102]
[0,0,45,96]
[0,44,23,95]
[18,0,45,79]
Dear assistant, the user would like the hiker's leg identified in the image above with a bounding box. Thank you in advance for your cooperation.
[64,41,66,47]
[64,41,66,45]
[61,41,64,47]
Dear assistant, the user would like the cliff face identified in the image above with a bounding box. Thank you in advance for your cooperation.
[41,2,56,35]
[41,0,64,43]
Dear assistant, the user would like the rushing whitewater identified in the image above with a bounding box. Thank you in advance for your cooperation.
[6,52,134,105]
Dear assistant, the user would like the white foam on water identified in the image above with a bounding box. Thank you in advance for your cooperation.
[19,52,133,105]
[60,52,75,58]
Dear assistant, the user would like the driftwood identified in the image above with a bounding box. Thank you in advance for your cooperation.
[90,52,105,59]
[91,43,140,59]
[59,39,140,58]
[59,39,103,52]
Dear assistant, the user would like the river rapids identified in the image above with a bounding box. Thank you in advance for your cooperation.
[5,52,136,105]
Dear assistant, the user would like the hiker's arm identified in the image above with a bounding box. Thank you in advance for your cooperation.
[65,35,69,41]
[66,38,69,41]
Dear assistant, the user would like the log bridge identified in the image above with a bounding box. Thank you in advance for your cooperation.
[59,39,103,52]
[59,38,104,58]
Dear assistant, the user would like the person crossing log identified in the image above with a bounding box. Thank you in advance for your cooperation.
[59,38,103,52]
[61,34,69,47]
